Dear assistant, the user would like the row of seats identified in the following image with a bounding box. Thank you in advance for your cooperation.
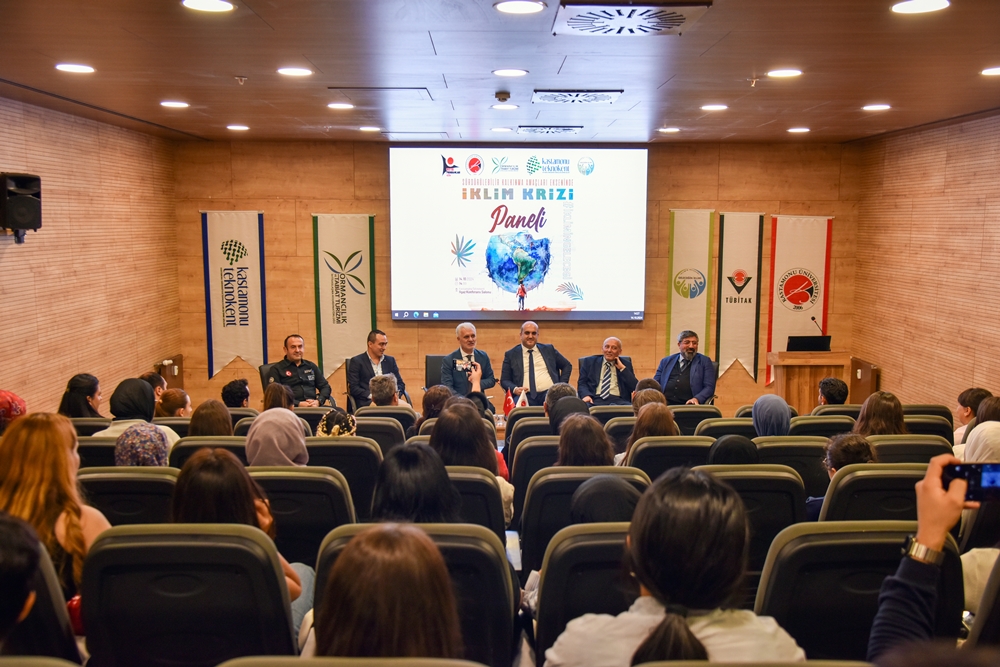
[0,659,886,667]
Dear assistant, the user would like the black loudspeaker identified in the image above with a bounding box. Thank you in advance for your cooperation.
[1,173,41,244]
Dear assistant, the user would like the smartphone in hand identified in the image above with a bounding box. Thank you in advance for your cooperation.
[943,463,1000,501]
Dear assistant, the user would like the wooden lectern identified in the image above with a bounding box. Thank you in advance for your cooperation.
[767,351,851,417]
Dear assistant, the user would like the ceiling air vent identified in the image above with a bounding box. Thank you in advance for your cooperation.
[532,90,623,104]
[517,126,583,135]
[553,2,712,36]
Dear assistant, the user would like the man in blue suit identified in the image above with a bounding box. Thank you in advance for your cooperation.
[501,321,572,407]
[347,329,407,410]
[653,330,716,405]
[578,337,637,406]
[440,322,496,403]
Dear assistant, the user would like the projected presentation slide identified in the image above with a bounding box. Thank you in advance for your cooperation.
[389,147,648,321]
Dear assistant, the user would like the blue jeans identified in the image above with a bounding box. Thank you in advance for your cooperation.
[289,562,316,638]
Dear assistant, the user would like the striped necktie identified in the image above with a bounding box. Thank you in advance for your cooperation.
[599,361,612,399]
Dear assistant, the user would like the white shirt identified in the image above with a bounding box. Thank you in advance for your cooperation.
[91,420,180,449]
[367,353,383,399]
[522,344,554,393]
[544,596,805,667]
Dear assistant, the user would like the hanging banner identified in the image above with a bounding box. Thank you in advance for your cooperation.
[667,209,714,355]
[767,215,833,383]
[201,211,268,378]
[313,214,376,374]
[716,213,764,381]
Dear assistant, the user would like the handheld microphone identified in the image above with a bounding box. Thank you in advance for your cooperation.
[810,316,824,335]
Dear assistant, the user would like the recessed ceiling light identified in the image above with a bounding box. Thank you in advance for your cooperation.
[658,127,680,133]
[767,69,802,78]
[788,127,810,133]
[277,67,312,76]
[492,127,513,132]
[863,104,891,111]
[161,101,189,108]
[982,67,1000,76]
[55,64,94,73]
[701,104,727,111]
[492,103,519,110]
[227,125,249,131]
[359,126,381,132]
[182,0,234,11]
[493,68,528,77]
[327,103,355,110]
[891,0,949,13]
[494,0,546,13]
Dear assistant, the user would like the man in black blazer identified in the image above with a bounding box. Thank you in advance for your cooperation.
[577,337,638,406]
[347,329,406,410]
[440,322,497,402]
[500,321,572,407]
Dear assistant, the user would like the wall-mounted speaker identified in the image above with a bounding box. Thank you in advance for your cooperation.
[1,173,41,244]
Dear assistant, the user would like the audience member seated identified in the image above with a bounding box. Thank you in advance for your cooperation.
[818,377,849,405]
[631,386,667,412]
[557,414,615,467]
[569,475,641,523]
[263,382,295,411]
[370,373,409,408]
[544,467,805,666]
[115,423,169,466]
[408,385,453,438]
[316,409,357,437]
[617,402,678,465]
[0,513,40,649]
[139,371,167,402]
[804,433,877,521]
[154,388,191,418]
[954,388,992,449]
[442,396,508,479]
[853,391,907,437]
[429,404,513,525]
[245,408,309,466]
[549,396,591,434]
[313,523,462,658]
[0,413,111,600]
[465,390,492,417]
[188,398,235,437]
[543,383,578,420]
[708,434,760,465]
[0,390,27,436]
[976,396,1000,426]
[221,378,251,408]
[752,394,792,437]
[57,373,103,418]
[371,443,462,523]
[963,421,1000,463]
[92,379,180,447]
[171,448,313,634]
[634,377,663,395]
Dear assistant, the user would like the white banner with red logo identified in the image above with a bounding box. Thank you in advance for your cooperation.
[716,213,764,381]
[667,209,714,355]
[202,211,268,378]
[767,215,833,383]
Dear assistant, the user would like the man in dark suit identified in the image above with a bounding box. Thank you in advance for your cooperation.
[347,329,406,410]
[500,320,572,407]
[578,337,638,406]
[440,321,496,399]
[653,330,716,405]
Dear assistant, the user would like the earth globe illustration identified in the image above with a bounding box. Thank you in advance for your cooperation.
[485,232,551,292]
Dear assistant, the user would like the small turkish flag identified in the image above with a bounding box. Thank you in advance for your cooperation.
[503,389,515,418]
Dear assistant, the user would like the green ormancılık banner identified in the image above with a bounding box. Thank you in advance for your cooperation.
[313,214,376,374]
[667,209,714,356]
[715,212,764,381]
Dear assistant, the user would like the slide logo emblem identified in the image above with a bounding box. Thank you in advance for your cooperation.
[673,268,707,299]
[777,268,819,310]
[577,157,595,175]
[441,156,460,175]
[466,155,484,174]
[220,239,247,265]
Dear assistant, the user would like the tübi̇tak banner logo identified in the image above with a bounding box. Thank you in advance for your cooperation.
[219,239,250,327]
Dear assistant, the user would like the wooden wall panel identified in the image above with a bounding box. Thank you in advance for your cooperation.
[0,97,179,413]
[853,112,1000,410]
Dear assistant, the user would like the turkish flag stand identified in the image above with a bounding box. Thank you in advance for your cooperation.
[503,389,515,418]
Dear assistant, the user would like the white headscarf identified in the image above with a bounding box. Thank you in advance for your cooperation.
[963,421,1000,462]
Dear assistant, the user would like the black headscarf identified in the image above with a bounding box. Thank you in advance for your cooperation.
[549,396,591,434]
[708,434,760,465]
[570,474,641,523]
[109,379,156,422]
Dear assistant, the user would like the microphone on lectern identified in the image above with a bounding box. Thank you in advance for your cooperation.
[810,316,824,335]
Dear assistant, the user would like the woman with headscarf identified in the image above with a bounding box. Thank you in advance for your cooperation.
[963,421,1000,463]
[0,390,27,436]
[959,421,1000,618]
[92,379,180,447]
[114,423,170,466]
[752,394,792,438]
[245,407,309,466]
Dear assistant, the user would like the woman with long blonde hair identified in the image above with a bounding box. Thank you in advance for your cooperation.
[0,412,111,599]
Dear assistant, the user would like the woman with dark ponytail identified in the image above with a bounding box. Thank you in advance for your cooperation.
[544,467,805,666]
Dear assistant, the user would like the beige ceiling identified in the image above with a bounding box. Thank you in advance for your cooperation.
[0,0,998,143]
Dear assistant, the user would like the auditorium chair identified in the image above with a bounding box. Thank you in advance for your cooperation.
[304,436,382,521]
[75,437,118,468]
[787,415,855,438]
[669,404,723,435]
[418,416,498,438]
[755,521,963,661]
[316,524,516,667]
[903,414,955,445]
[504,416,552,467]
[446,466,507,542]
[625,436,714,481]
[960,502,1000,553]
[0,545,82,663]
[227,407,259,428]
[504,406,545,452]
[69,417,111,437]
[966,555,1000,648]
[355,405,418,434]
[294,407,333,435]
[534,523,635,667]
[404,435,431,446]
[634,663,871,667]
[603,416,636,453]
[77,466,179,526]
[510,436,560,527]
[235,416,312,438]
[168,436,247,468]
[867,434,953,463]
[811,403,862,419]
[82,524,297,666]
[152,417,190,438]
[734,404,798,419]
[694,417,756,440]
[217,659,487,667]
[587,404,633,426]
[424,353,446,388]
[343,357,357,413]
[753,436,830,498]
[354,417,406,456]
[520,466,650,577]
[902,403,954,427]
[249,467,355,564]
[818,463,926,522]
[257,363,276,392]
[0,659,80,666]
